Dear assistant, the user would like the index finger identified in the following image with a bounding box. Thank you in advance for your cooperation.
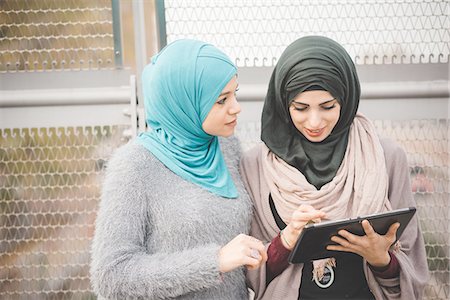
[290,210,326,224]
[296,204,317,213]
[361,219,376,237]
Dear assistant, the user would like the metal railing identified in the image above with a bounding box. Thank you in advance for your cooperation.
[1,0,449,299]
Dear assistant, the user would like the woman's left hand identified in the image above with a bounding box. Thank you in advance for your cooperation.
[326,220,400,268]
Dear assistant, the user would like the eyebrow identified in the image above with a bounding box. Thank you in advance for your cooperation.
[218,84,240,97]
[292,98,336,106]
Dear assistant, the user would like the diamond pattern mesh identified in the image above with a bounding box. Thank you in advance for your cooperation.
[0,0,115,72]
[236,119,449,299]
[0,126,128,299]
[164,0,449,66]
[1,120,448,299]
[1,0,448,299]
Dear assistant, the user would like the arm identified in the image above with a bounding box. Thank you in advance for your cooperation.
[90,147,222,299]
[239,145,271,296]
[367,138,429,299]
[266,233,291,283]
[240,145,311,295]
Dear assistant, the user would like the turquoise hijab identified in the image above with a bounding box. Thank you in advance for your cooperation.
[137,39,238,198]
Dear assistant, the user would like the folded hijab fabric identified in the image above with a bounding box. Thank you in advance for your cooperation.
[261,35,361,189]
[137,39,238,198]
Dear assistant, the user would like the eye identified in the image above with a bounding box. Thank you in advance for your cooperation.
[217,98,226,105]
[291,104,307,111]
[294,107,307,111]
[322,104,336,110]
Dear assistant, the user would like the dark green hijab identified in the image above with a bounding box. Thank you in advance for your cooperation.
[261,36,360,189]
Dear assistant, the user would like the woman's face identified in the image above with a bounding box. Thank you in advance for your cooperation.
[289,90,341,142]
[202,76,241,137]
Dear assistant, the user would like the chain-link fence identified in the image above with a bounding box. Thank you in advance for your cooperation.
[1,0,131,298]
[164,0,449,66]
[1,0,449,299]
[0,0,118,72]
[0,126,128,299]
[236,118,450,299]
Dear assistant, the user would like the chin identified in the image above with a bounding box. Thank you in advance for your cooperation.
[221,132,234,138]
[218,130,234,138]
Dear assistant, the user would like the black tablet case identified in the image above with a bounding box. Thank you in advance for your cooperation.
[288,207,416,264]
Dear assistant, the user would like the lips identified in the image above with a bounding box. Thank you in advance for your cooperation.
[305,127,324,137]
[226,119,237,126]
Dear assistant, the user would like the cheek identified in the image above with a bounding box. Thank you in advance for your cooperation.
[202,111,217,134]
[331,110,340,126]
[289,110,304,128]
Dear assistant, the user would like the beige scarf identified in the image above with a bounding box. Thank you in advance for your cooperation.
[262,114,392,280]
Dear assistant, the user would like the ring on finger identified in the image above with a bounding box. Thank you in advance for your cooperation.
[250,248,261,259]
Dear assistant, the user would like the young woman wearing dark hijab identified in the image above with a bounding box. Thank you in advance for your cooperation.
[240,36,429,299]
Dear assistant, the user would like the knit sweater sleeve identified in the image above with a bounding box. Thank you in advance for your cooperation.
[90,143,222,299]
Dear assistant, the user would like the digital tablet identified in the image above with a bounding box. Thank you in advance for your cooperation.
[288,207,416,264]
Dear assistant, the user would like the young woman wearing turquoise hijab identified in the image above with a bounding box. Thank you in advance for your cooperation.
[241,36,428,299]
[90,39,267,299]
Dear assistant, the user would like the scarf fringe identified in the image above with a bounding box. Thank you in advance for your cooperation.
[391,240,401,253]
[312,257,336,282]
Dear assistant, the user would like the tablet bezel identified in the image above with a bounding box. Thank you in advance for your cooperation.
[288,207,416,264]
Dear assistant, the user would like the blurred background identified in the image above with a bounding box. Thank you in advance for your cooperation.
[0,0,448,299]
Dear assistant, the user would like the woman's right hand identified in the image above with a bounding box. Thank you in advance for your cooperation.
[281,205,326,250]
[218,234,268,273]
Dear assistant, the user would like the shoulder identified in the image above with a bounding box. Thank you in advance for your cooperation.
[104,139,162,182]
[379,137,413,203]
[379,137,409,171]
[240,142,264,177]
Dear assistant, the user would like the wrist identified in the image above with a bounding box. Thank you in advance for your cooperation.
[369,251,391,269]
[280,229,295,250]
[218,247,229,273]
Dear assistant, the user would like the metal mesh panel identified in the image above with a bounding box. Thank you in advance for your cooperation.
[235,118,449,300]
[0,126,128,299]
[1,121,448,298]
[0,0,115,72]
[164,0,449,66]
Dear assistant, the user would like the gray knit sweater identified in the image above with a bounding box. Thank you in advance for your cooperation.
[90,136,253,299]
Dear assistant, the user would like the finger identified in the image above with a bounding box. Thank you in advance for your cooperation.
[297,204,316,212]
[260,248,268,262]
[243,256,262,269]
[296,205,326,217]
[330,235,354,248]
[247,237,265,249]
[248,240,268,262]
[361,220,376,237]
[386,222,400,240]
[249,248,261,260]
[291,210,326,223]
[241,235,263,248]
[337,229,366,246]
[246,259,264,271]
[250,244,268,262]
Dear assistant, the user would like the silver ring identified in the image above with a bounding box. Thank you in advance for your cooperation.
[250,248,261,259]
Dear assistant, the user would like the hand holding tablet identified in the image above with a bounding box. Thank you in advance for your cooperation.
[288,207,416,264]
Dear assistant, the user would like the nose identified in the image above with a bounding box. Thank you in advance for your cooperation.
[308,110,321,128]
[228,95,241,115]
